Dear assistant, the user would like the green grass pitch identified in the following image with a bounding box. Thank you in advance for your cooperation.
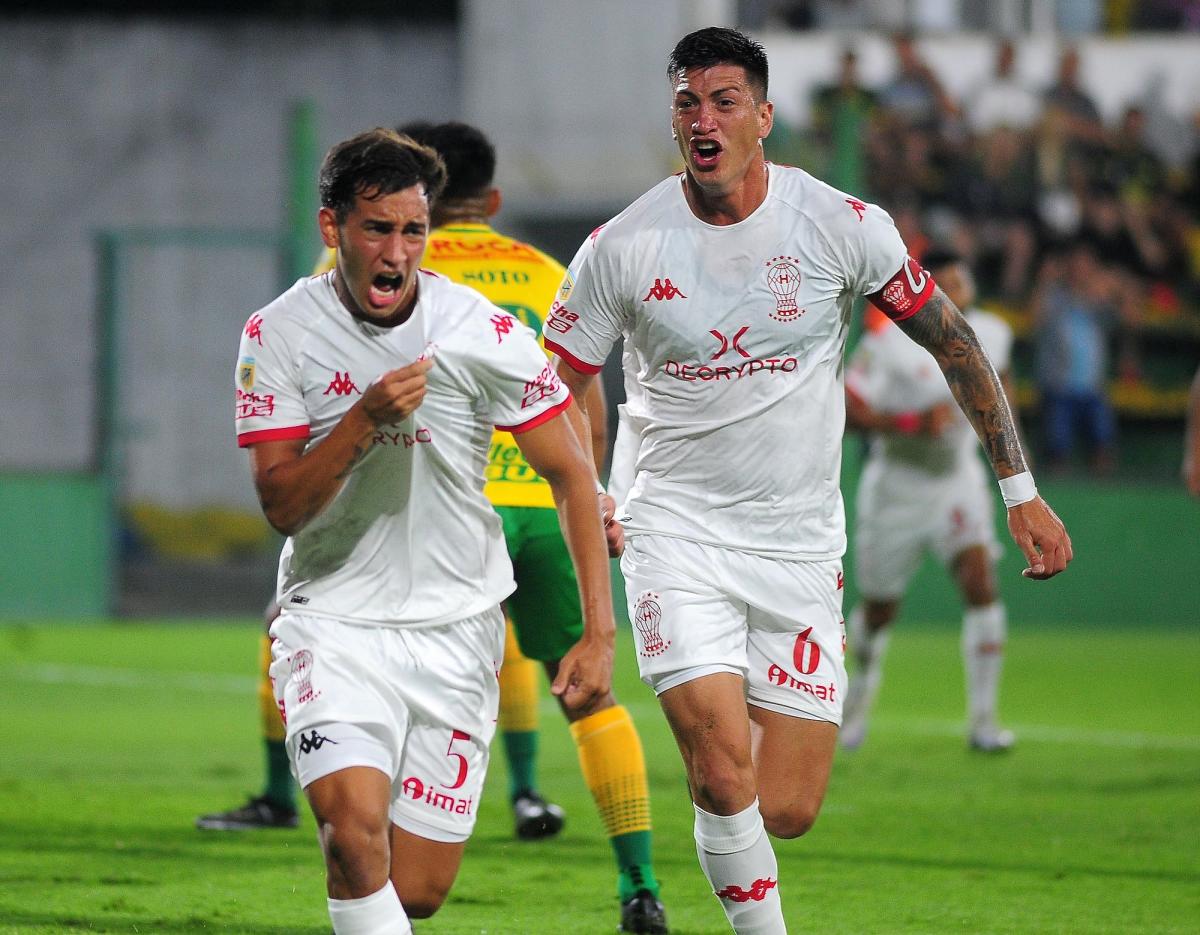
[0,619,1196,933]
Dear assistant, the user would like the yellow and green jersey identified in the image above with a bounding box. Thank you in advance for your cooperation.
[315,223,564,508]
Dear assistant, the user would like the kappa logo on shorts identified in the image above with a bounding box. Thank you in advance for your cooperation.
[296,729,338,756]
[633,591,671,657]
[289,649,320,704]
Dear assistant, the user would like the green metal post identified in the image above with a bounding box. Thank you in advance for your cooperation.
[285,100,321,286]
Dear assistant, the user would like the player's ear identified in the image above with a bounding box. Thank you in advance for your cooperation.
[486,187,502,218]
[759,100,774,141]
[318,207,340,249]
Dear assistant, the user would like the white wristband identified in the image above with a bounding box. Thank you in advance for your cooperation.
[998,471,1038,509]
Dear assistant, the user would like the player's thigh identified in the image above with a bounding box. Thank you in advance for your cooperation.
[749,705,838,839]
[952,543,998,606]
[620,535,751,690]
[503,506,583,661]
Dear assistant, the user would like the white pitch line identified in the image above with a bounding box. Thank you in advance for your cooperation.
[5,664,1199,752]
[2,663,255,695]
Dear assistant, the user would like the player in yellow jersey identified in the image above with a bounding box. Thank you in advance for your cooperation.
[201,120,668,934]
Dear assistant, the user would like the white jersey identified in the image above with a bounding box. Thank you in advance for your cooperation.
[846,309,1013,475]
[235,270,571,626]
[545,165,918,560]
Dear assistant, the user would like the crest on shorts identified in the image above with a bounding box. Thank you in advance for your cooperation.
[289,648,320,704]
[633,591,671,657]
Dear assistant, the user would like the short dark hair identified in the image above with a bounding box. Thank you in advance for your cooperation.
[667,26,769,101]
[318,128,447,223]
[395,120,496,202]
[920,247,966,274]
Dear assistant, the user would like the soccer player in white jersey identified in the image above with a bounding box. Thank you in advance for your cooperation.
[544,28,1072,934]
[842,249,1020,753]
[233,129,615,935]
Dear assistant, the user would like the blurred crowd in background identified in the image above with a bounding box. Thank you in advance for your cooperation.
[767,25,1200,477]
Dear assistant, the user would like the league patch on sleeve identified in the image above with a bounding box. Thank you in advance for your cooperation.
[867,255,935,323]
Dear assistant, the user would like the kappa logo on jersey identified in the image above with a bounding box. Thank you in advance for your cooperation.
[244,314,264,346]
[764,256,804,321]
[520,363,562,409]
[235,389,275,419]
[289,649,320,704]
[846,197,867,221]
[296,729,338,756]
[836,570,844,590]
[324,371,361,396]
[710,326,751,360]
[588,224,606,245]
[633,591,671,657]
[643,278,687,301]
[490,313,515,343]
[716,878,778,903]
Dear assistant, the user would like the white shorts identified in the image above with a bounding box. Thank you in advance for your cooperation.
[620,535,846,725]
[269,607,505,843]
[854,456,1000,600]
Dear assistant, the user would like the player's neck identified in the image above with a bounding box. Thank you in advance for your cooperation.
[433,198,491,228]
[682,160,769,226]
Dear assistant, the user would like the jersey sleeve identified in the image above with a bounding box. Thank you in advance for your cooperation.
[234,310,310,448]
[541,225,626,374]
[476,311,573,433]
[839,201,935,323]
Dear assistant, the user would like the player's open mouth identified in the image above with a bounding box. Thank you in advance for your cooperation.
[368,273,404,308]
[691,139,722,168]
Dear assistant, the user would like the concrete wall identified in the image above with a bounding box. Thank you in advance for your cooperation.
[0,19,459,472]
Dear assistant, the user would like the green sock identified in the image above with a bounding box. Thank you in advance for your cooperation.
[504,730,538,799]
[612,830,660,901]
[264,740,295,809]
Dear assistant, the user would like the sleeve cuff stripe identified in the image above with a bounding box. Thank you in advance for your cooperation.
[237,425,310,447]
[499,394,574,434]
[543,339,603,375]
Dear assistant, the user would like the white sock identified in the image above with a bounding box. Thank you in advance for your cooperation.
[694,800,786,935]
[327,881,411,935]
[841,605,891,740]
[962,603,1006,733]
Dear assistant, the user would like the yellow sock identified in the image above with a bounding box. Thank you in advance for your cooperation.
[570,705,652,837]
[498,619,540,733]
[258,635,285,743]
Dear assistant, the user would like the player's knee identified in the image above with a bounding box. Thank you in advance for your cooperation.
[688,762,756,815]
[760,799,820,840]
[319,820,390,892]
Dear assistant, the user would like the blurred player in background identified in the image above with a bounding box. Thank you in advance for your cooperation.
[232,128,615,934]
[546,27,1071,934]
[842,249,1019,752]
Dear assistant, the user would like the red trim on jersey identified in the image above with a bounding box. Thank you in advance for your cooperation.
[867,255,936,323]
[237,425,311,448]
[499,394,573,434]
[542,339,603,375]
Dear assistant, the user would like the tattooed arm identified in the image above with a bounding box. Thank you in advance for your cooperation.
[896,288,1073,579]
[249,358,432,535]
